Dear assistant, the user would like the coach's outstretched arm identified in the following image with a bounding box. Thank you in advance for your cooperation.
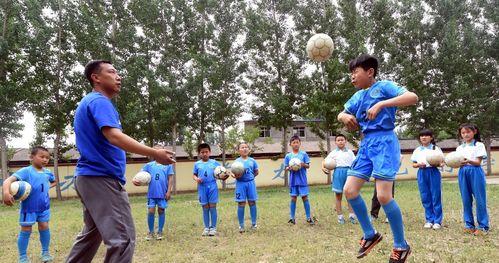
[366,91,418,120]
[102,127,175,165]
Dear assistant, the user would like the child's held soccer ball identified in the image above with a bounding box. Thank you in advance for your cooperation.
[214,166,229,180]
[426,150,444,167]
[230,161,245,179]
[289,158,302,171]
[10,181,32,201]
[133,171,151,186]
[444,151,465,168]
[323,157,337,170]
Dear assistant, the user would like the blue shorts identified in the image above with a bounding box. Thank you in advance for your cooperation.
[19,209,50,226]
[289,185,309,197]
[332,167,349,193]
[198,183,219,205]
[147,198,168,209]
[348,130,401,181]
[235,180,258,202]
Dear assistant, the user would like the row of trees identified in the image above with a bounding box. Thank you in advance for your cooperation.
[1,0,497,198]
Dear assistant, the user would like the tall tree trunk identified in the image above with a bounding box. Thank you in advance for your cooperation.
[326,132,331,185]
[53,133,63,200]
[53,0,63,201]
[0,137,8,201]
[282,126,288,186]
[484,136,492,176]
[172,123,177,194]
[221,121,226,189]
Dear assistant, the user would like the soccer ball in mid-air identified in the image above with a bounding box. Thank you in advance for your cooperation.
[133,171,151,186]
[10,181,32,201]
[230,161,245,179]
[444,151,465,168]
[306,33,334,62]
[426,150,444,167]
[289,158,302,171]
[214,166,229,180]
[323,157,337,170]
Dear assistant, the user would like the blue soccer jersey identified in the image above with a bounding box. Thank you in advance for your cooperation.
[13,166,55,213]
[344,80,407,134]
[74,91,127,184]
[142,161,174,199]
[284,151,310,187]
[193,159,221,185]
[235,157,259,182]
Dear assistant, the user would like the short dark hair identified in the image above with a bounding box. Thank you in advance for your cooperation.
[197,143,211,153]
[84,60,112,87]
[349,54,379,78]
[335,134,347,140]
[31,146,49,156]
[289,135,301,144]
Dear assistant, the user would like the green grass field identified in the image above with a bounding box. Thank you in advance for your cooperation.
[1,181,498,262]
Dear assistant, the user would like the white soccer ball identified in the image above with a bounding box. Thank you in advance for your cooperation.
[426,150,444,167]
[10,181,32,201]
[324,157,337,170]
[306,33,334,62]
[445,151,465,168]
[133,171,151,186]
[289,158,302,171]
[230,161,245,178]
[214,166,229,180]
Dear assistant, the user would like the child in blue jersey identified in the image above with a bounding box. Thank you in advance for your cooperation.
[133,159,174,241]
[321,134,357,224]
[234,142,259,233]
[411,129,444,230]
[284,135,315,225]
[193,143,222,236]
[338,54,418,263]
[455,124,489,235]
[2,147,57,263]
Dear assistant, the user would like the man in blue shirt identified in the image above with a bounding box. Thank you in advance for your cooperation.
[66,60,175,263]
[135,160,174,241]
[338,54,418,263]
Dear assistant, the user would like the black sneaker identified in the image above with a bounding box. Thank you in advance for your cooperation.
[357,232,383,259]
[288,219,296,225]
[307,217,316,225]
[389,244,411,263]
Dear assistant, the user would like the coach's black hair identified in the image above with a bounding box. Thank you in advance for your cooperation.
[84,60,112,87]
[30,146,49,156]
[458,123,481,143]
[289,135,301,144]
[197,143,211,153]
[418,129,437,149]
[348,54,379,78]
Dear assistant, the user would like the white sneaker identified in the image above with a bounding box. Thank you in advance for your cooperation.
[239,226,245,233]
[385,218,389,223]
[202,228,210,236]
[424,222,433,229]
[208,227,217,236]
[432,223,441,230]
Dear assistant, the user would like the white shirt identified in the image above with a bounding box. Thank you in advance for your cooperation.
[410,144,443,168]
[326,148,356,167]
[456,140,487,164]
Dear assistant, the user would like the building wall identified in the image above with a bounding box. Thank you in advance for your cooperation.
[5,151,498,198]
[246,121,326,143]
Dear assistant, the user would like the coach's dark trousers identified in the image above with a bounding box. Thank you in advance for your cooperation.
[66,176,136,263]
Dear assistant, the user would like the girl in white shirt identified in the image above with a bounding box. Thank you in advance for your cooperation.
[322,134,357,224]
[455,124,489,235]
[411,129,444,230]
